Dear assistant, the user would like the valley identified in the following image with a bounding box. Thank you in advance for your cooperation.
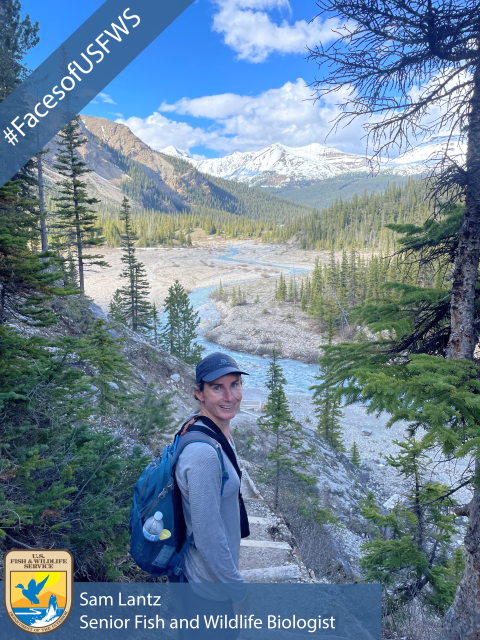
[84,237,471,524]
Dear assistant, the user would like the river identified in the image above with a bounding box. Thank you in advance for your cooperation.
[188,244,319,395]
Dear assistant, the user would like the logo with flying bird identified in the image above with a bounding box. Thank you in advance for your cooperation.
[14,575,50,604]
[4,549,73,634]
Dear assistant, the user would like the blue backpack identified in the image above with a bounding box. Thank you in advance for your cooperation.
[130,420,229,579]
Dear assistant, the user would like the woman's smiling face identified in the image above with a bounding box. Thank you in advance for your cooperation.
[195,373,243,424]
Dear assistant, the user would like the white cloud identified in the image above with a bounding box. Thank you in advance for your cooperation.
[116,113,221,152]
[110,112,124,118]
[120,79,369,156]
[98,92,116,104]
[211,0,341,63]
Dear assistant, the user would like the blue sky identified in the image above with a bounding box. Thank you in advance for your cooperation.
[22,0,367,158]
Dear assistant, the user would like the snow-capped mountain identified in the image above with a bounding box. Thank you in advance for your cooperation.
[158,142,373,187]
[388,135,465,174]
[158,135,465,188]
[157,145,192,160]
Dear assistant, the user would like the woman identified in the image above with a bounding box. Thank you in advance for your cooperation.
[172,352,250,635]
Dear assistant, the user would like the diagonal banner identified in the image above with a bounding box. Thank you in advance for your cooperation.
[0,0,195,189]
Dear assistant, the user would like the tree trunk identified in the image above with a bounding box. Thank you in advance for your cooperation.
[441,462,480,639]
[440,66,480,640]
[0,284,6,324]
[73,186,83,292]
[76,224,84,292]
[37,154,48,253]
[447,65,480,360]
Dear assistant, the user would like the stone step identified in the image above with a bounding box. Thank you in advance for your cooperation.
[240,539,291,550]
[243,497,265,503]
[245,524,279,542]
[247,516,270,525]
[241,564,301,582]
[239,546,293,571]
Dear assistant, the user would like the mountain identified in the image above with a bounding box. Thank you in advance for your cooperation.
[158,142,376,188]
[12,591,66,609]
[157,145,192,160]
[42,116,318,225]
[158,134,464,209]
[388,134,465,173]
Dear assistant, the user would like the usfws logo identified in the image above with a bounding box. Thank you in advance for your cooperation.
[4,549,73,634]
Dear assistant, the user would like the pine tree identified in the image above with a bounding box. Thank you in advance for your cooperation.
[0,0,39,102]
[258,349,307,509]
[0,7,66,323]
[82,319,133,419]
[128,382,174,444]
[108,289,125,325]
[53,116,107,292]
[35,149,49,252]
[350,441,360,467]
[276,274,287,302]
[0,165,68,325]
[161,280,201,364]
[0,323,149,579]
[316,206,480,633]
[312,359,344,452]
[151,302,160,344]
[287,279,293,302]
[115,197,151,332]
[214,279,228,303]
[131,261,152,332]
[360,438,461,617]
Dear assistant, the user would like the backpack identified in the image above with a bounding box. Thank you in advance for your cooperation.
[129,418,229,579]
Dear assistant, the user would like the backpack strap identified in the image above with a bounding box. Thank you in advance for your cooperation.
[182,416,250,539]
[185,416,243,481]
[172,432,229,494]
[142,432,229,522]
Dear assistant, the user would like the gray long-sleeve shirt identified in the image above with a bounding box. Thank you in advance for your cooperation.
[174,420,247,602]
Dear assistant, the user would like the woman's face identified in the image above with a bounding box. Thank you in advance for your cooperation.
[195,373,243,423]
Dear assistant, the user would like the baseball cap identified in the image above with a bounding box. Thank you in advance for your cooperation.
[196,352,249,385]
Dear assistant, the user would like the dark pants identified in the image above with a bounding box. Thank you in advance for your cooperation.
[169,577,240,640]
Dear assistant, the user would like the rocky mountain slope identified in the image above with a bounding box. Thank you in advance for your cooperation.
[41,116,316,222]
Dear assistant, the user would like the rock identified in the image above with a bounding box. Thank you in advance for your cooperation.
[361,429,372,436]
[88,302,108,321]
[383,494,402,510]
[358,470,370,484]
[170,373,181,383]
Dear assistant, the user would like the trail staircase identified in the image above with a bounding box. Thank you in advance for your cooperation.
[239,465,313,583]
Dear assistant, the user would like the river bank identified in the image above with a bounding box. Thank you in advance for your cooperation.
[205,291,325,363]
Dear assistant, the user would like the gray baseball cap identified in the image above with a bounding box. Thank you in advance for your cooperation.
[196,352,249,385]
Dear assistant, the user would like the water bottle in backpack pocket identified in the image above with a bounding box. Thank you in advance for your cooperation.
[143,511,171,542]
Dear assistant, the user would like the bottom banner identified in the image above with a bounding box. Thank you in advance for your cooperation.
[1,582,381,639]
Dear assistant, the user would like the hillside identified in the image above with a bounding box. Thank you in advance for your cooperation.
[70,117,318,223]
[263,172,413,209]
[276,178,433,250]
